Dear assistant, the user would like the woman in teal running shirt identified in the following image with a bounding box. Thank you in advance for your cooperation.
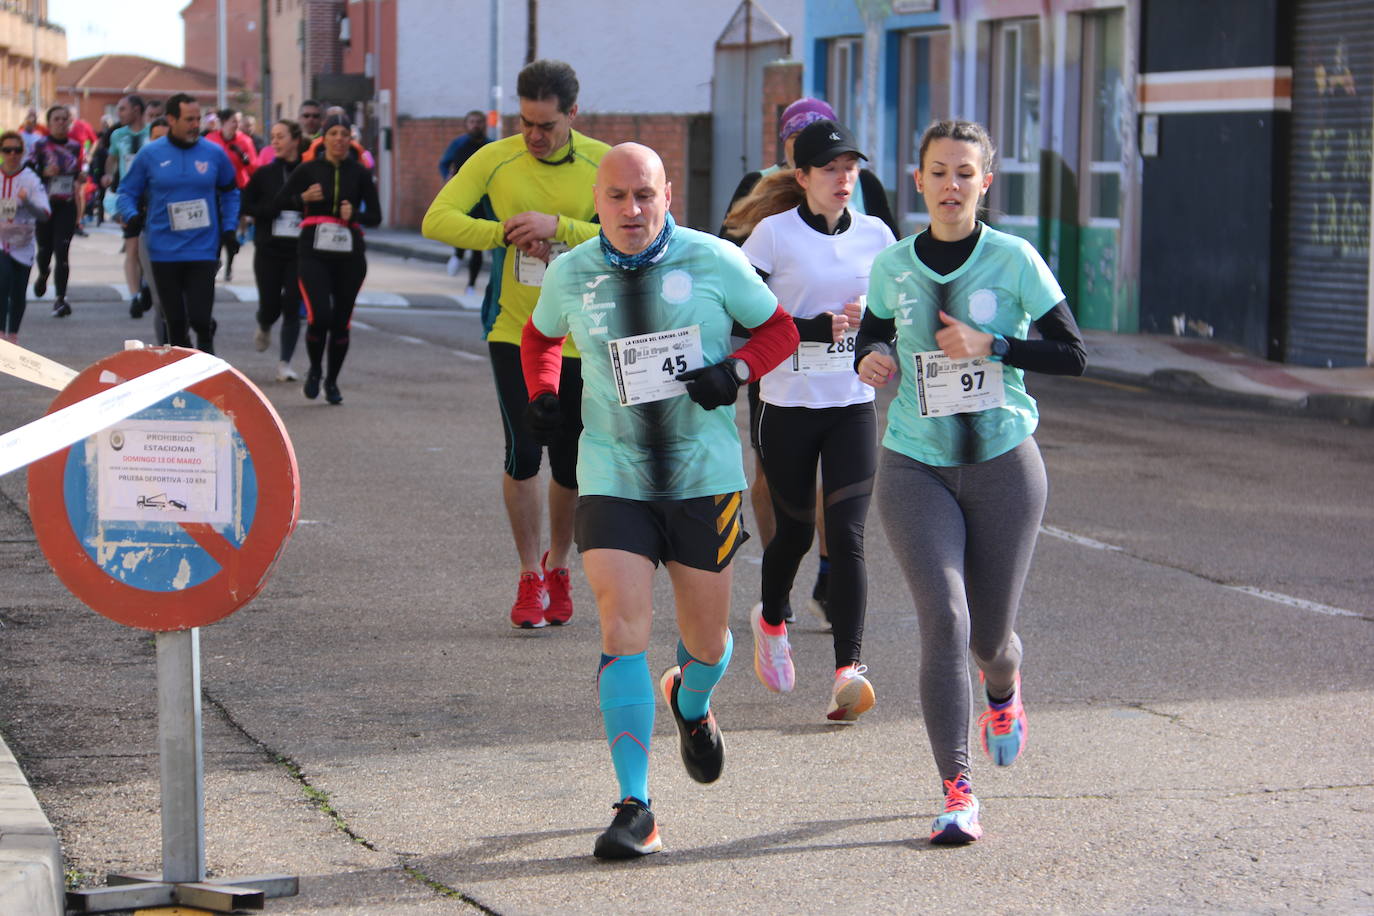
[855,119,1086,846]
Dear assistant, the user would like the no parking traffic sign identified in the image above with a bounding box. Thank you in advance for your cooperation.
[27,346,299,631]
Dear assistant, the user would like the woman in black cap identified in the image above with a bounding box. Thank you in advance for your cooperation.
[275,113,380,403]
[735,119,895,721]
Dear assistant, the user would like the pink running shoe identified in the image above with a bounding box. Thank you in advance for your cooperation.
[977,671,1027,766]
[750,602,794,693]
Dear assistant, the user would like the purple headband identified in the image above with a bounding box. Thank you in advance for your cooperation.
[778,98,837,145]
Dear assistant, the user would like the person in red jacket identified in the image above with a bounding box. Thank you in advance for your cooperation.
[204,109,256,281]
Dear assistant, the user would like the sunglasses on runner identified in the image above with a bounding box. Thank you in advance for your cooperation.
[0,147,22,154]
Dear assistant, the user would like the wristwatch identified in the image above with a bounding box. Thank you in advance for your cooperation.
[989,335,1010,360]
[728,358,750,383]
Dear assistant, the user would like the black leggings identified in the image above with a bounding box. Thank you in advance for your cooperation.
[298,254,366,383]
[253,248,301,363]
[757,401,877,668]
[150,260,217,352]
[487,340,581,488]
[35,197,76,298]
[453,247,483,287]
[0,252,30,334]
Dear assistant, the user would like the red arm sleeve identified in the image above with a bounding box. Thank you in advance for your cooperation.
[731,306,799,381]
[520,318,566,398]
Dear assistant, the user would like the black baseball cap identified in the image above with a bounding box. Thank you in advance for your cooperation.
[792,119,867,168]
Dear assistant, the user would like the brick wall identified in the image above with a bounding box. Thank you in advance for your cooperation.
[393,111,702,231]
[762,61,804,166]
[303,0,343,90]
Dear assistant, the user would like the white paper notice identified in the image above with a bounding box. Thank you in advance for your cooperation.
[96,420,233,524]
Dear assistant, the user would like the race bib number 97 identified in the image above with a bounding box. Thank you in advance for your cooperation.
[912,350,1005,417]
[607,325,704,406]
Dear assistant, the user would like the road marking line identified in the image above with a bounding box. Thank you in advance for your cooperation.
[1042,525,1367,620]
[451,350,483,361]
[1223,586,1363,619]
[396,335,426,345]
[1040,525,1122,551]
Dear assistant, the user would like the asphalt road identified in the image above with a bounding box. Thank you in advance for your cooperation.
[1,237,1371,914]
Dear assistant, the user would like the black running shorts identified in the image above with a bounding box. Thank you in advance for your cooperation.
[575,493,749,573]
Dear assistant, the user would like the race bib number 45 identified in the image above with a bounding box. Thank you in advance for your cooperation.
[607,325,704,406]
[912,350,1005,417]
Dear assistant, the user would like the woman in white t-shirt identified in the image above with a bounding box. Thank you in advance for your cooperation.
[739,120,896,721]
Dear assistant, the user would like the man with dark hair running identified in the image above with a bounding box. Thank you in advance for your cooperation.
[105,93,151,318]
[423,59,609,630]
[117,93,239,353]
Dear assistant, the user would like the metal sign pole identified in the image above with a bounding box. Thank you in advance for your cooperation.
[157,628,205,885]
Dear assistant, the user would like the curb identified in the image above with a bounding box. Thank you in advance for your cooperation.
[0,737,64,916]
[1085,365,1374,427]
[365,237,453,264]
[58,285,479,312]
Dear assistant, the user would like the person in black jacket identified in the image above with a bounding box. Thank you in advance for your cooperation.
[244,118,304,381]
[275,114,381,404]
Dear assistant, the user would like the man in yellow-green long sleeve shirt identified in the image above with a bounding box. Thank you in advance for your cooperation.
[422,59,609,630]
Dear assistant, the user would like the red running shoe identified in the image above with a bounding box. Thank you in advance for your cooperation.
[510,571,548,629]
[541,551,573,625]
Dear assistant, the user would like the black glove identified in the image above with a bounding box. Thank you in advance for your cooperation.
[676,362,740,411]
[220,230,240,256]
[524,391,563,445]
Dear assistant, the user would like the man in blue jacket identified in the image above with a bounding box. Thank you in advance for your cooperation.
[117,92,239,353]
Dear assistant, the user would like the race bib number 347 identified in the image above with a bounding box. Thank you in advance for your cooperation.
[607,325,704,406]
[912,350,1005,417]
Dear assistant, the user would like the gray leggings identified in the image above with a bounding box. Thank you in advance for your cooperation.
[876,437,1046,783]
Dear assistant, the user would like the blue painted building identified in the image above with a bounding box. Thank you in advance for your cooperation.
[802,0,1374,366]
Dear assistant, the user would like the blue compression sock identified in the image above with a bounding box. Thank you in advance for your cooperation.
[598,652,654,805]
[675,630,734,721]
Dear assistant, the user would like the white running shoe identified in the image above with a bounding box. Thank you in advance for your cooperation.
[750,602,794,693]
[276,362,299,382]
[464,285,477,298]
[826,664,875,722]
[254,327,270,352]
[446,254,461,276]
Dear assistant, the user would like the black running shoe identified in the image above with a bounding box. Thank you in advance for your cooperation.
[324,381,342,405]
[129,294,145,318]
[659,666,724,784]
[32,270,47,298]
[593,798,661,860]
[51,298,71,318]
[303,370,321,400]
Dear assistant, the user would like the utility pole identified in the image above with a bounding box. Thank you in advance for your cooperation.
[526,0,537,64]
[260,0,270,127]
[489,0,502,139]
[217,0,227,110]
[30,2,41,112]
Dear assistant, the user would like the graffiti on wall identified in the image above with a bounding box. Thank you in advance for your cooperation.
[1306,38,1372,258]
